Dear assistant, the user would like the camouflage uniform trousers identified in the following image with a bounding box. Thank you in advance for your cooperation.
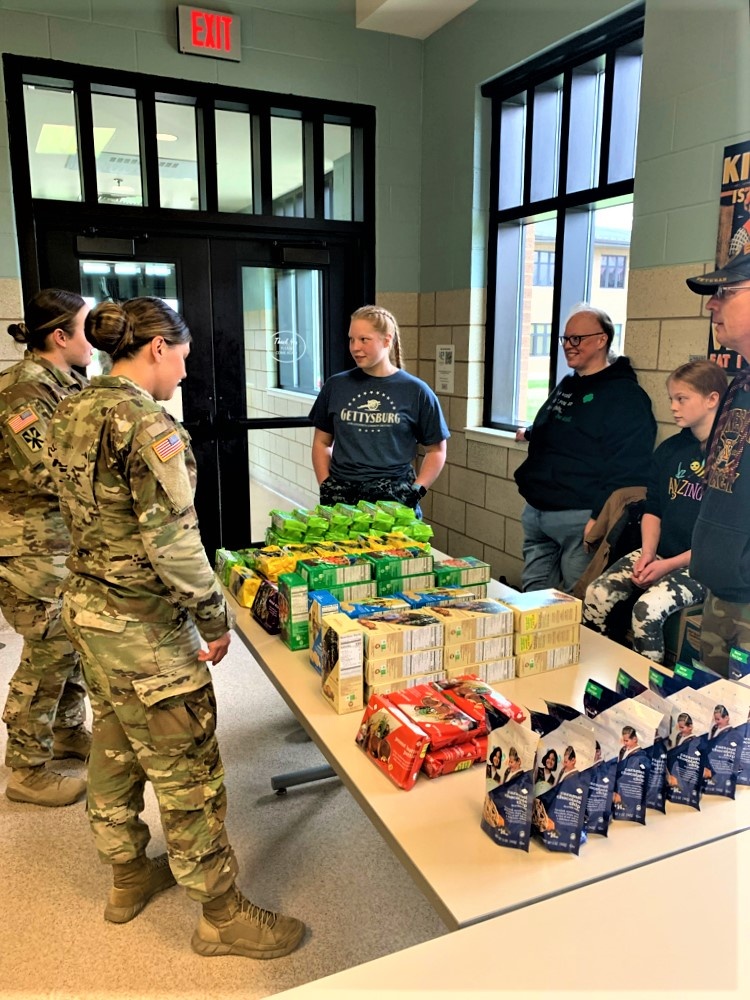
[0,554,86,768]
[583,549,705,664]
[319,468,422,518]
[699,590,750,679]
[62,598,238,902]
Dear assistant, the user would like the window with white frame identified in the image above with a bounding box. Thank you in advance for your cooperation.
[600,252,627,288]
[481,4,643,429]
[532,250,555,286]
[530,323,551,356]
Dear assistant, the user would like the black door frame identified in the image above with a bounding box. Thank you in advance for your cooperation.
[35,213,366,554]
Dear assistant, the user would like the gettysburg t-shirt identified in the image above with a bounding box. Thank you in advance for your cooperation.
[309,368,449,481]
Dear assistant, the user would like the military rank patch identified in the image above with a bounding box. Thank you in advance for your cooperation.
[152,431,185,462]
[8,406,39,434]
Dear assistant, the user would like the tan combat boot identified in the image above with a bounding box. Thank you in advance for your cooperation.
[5,765,86,807]
[105,854,177,923]
[52,726,92,761]
[192,886,305,959]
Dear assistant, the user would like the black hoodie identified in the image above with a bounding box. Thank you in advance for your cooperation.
[514,356,656,518]
[690,371,750,601]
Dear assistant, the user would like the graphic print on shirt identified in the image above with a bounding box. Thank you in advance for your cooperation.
[339,389,402,433]
[708,407,750,494]
[549,389,574,422]
[668,457,705,502]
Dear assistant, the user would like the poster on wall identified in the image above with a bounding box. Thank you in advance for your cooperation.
[710,139,750,372]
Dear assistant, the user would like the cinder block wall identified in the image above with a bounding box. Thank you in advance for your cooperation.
[380,260,717,590]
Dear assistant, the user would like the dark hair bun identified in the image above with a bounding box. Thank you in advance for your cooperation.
[7,321,29,344]
[85,301,135,357]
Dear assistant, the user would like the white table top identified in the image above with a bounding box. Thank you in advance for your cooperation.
[266,826,749,1000]
[228,586,750,930]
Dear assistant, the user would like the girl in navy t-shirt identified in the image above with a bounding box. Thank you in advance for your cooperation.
[583,360,728,663]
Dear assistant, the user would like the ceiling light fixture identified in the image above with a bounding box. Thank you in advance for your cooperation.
[156,132,178,142]
[35,124,115,156]
[110,177,135,195]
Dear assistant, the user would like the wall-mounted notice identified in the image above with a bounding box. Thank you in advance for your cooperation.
[711,139,750,372]
[436,344,455,394]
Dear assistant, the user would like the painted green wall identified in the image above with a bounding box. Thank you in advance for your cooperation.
[419,0,750,292]
[420,0,630,292]
[2,0,749,294]
[633,0,750,268]
[0,0,423,290]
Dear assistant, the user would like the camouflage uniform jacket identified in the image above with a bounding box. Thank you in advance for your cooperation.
[0,351,86,557]
[44,375,229,642]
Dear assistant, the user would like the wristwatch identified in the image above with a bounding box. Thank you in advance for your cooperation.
[411,483,427,499]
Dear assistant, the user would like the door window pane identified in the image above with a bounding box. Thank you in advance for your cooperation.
[92,91,143,206]
[324,123,352,221]
[216,108,253,213]
[242,265,323,401]
[78,259,182,419]
[271,116,304,217]
[24,80,82,201]
[249,429,318,543]
[156,101,199,210]
[242,264,321,536]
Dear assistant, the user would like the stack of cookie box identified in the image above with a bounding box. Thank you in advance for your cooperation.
[432,599,516,684]
[496,589,583,678]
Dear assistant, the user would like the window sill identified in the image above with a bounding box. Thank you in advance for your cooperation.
[266,387,316,404]
[464,426,528,450]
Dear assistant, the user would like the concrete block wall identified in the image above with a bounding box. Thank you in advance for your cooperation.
[0,279,23,374]
[383,257,720,590]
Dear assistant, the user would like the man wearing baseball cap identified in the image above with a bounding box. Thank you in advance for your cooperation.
[685,250,750,675]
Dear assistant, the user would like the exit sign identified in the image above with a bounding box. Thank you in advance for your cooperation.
[177,5,241,61]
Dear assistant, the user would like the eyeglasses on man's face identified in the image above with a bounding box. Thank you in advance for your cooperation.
[558,332,605,347]
[712,284,750,300]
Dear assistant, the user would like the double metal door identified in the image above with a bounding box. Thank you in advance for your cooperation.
[38,226,362,556]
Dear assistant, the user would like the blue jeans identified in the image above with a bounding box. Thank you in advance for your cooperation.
[521,504,593,593]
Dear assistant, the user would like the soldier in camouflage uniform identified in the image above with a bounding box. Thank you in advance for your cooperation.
[45,297,305,959]
[0,289,93,807]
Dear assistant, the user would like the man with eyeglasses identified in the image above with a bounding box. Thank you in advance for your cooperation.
[514,303,656,593]
[685,251,750,676]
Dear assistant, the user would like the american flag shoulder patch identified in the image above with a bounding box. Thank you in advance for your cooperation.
[8,407,39,434]
[152,431,185,463]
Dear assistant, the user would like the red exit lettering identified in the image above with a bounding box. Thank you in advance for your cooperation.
[191,10,233,51]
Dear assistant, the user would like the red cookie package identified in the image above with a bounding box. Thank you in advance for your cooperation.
[355,694,430,790]
[433,675,526,736]
[386,683,479,750]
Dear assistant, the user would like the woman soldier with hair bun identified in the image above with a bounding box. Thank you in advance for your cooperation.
[309,304,449,515]
[45,296,304,960]
[0,288,92,808]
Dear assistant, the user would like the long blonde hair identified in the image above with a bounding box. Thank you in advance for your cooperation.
[351,305,404,369]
